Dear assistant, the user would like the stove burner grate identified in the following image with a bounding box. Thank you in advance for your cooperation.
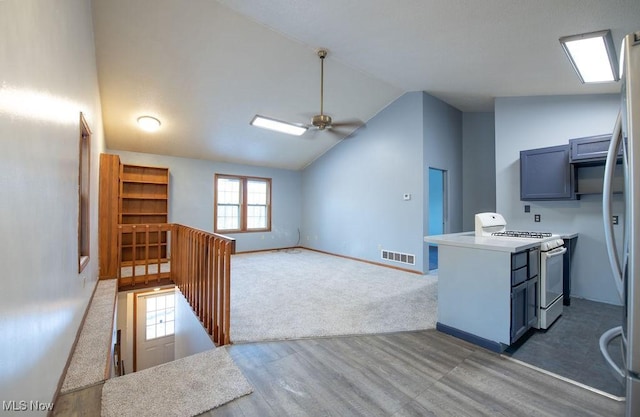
[491,231,553,239]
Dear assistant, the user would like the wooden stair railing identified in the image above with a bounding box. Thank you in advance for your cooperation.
[117,224,172,286]
[171,224,236,346]
[116,223,236,346]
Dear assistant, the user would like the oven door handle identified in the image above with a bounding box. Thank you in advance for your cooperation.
[543,246,567,259]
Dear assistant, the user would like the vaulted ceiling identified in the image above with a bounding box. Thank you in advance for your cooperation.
[92,0,640,170]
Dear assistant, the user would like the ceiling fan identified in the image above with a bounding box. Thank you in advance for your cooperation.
[306,48,363,136]
[251,49,363,138]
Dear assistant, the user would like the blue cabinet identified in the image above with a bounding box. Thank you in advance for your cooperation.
[520,145,575,200]
[510,248,539,343]
[527,277,539,328]
[569,134,619,164]
[511,281,528,342]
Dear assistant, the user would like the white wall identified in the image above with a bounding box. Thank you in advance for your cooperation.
[0,0,105,407]
[174,290,215,359]
[116,292,134,374]
[495,94,622,305]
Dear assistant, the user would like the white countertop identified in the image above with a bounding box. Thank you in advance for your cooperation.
[424,232,575,253]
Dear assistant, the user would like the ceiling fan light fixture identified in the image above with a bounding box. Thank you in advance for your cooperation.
[137,115,161,132]
[250,115,307,136]
[559,30,619,83]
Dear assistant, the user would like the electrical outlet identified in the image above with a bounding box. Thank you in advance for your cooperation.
[534,214,541,222]
[613,215,619,225]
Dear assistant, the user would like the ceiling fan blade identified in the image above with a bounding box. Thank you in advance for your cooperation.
[326,124,366,139]
[324,128,348,139]
[330,119,365,129]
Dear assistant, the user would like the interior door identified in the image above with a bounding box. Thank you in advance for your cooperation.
[135,289,176,371]
[428,167,447,270]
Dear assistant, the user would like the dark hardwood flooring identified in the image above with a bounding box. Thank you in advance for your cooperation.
[55,330,624,416]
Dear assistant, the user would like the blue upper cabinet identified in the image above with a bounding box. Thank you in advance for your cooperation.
[520,144,576,200]
[569,134,619,165]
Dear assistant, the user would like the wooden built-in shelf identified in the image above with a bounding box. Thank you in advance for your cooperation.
[120,258,169,267]
[99,154,171,280]
[121,194,167,200]
[121,212,169,216]
[120,178,169,185]
[119,163,169,263]
[121,243,168,248]
[120,164,169,183]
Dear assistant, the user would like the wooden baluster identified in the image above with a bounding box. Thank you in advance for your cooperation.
[157,227,162,282]
[213,238,220,343]
[131,226,137,286]
[117,225,122,285]
[206,235,213,335]
[196,233,204,320]
[190,229,195,304]
[144,225,150,285]
[194,231,198,306]
[223,240,231,345]
[169,224,174,283]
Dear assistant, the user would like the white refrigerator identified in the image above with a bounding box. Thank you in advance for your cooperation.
[602,30,640,416]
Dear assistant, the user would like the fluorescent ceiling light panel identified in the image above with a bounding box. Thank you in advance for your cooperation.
[250,115,307,136]
[559,30,619,83]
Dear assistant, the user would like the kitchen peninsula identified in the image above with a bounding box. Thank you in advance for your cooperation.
[425,232,545,352]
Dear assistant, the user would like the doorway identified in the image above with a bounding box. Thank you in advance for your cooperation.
[428,167,447,270]
[135,288,176,371]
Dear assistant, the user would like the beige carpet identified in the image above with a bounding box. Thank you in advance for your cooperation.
[101,348,252,417]
[61,279,117,393]
[230,249,438,342]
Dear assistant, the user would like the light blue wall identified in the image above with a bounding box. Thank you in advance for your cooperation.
[462,112,496,231]
[0,0,105,404]
[302,92,462,273]
[302,92,425,269]
[495,94,622,305]
[422,94,463,271]
[111,150,302,252]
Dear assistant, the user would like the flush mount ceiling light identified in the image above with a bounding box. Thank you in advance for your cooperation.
[250,115,307,136]
[559,30,619,83]
[137,115,161,132]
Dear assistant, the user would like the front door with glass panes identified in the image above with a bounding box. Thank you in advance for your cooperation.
[136,289,176,371]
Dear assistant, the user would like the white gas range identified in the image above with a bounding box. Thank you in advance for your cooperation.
[475,212,565,329]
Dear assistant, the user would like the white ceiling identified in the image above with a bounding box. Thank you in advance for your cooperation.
[92,0,640,170]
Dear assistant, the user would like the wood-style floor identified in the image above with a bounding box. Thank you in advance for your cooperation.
[54,330,624,417]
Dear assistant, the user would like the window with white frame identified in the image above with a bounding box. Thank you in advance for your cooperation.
[214,174,271,233]
[145,292,175,340]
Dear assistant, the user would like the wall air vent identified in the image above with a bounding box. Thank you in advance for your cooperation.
[381,250,416,266]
